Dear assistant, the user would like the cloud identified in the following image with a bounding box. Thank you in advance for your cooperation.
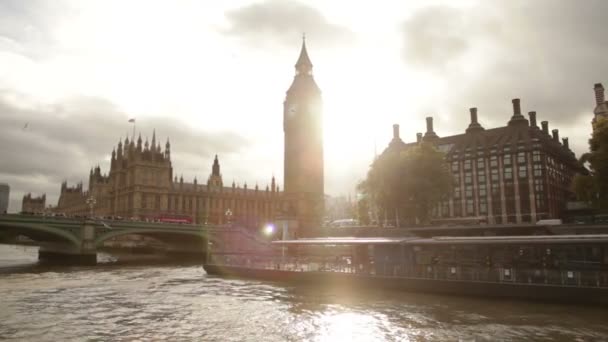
[223,0,355,48]
[0,0,72,60]
[400,1,608,137]
[0,91,249,212]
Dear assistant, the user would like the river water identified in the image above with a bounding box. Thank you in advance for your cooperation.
[0,245,607,341]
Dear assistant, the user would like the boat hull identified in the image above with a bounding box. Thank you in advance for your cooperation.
[203,264,608,305]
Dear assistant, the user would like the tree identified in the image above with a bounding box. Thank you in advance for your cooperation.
[359,142,452,225]
[573,117,608,209]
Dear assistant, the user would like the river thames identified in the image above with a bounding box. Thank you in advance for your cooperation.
[1,245,607,341]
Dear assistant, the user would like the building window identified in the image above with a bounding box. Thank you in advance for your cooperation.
[503,154,512,165]
[479,184,487,197]
[465,185,473,198]
[478,174,486,184]
[454,186,461,198]
[155,195,160,209]
[491,183,500,195]
[490,156,498,167]
[533,150,542,163]
[465,172,472,184]
[466,200,474,215]
[479,198,487,214]
[453,174,460,185]
[533,164,542,177]
[141,193,147,209]
[519,165,528,178]
[451,162,459,172]
[464,160,472,170]
[491,169,499,182]
[534,179,544,193]
[477,158,485,170]
[517,152,526,164]
[504,167,513,180]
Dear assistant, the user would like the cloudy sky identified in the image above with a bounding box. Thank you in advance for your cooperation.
[1,0,606,212]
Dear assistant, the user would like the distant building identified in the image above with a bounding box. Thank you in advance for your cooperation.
[22,193,46,214]
[383,95,587,224]
[0,183,9,214]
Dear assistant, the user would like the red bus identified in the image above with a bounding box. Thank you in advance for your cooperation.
[156,214,193,224]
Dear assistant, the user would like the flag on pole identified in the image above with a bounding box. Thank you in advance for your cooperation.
[128,118,135,123]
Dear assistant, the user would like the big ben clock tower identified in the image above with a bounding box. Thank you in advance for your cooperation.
[283,38,324,236]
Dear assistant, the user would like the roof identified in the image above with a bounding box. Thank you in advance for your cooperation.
[272,234,608,246]
[384,117,580,170]
[272,237,412,245]
[295,38,312,69]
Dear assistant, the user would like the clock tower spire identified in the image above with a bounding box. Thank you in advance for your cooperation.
[283,37,324,236]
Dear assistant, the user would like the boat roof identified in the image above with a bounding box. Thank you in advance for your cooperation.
[272,237,413,245]
[272,234,608,246]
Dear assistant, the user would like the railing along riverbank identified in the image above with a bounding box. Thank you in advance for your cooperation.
[207,254,608,288]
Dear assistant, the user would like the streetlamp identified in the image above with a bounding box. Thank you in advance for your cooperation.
[86,196,96,219]
[224,208,233,226]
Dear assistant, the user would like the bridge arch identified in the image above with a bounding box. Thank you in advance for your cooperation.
[0,221,81,247]
[94,228,209,248]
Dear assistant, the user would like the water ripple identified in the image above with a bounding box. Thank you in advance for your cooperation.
[1,246,608,341]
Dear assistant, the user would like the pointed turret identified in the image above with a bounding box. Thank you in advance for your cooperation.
[137,134,142,152]
[295,35,313,76]
[271,176,276,192]
[212,155,220,176]
[151,129,156,149]
[165,138,171,158]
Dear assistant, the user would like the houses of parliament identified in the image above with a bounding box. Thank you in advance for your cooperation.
[22,39,325,233]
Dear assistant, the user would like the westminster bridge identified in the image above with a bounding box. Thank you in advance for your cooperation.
[0,214,273,265]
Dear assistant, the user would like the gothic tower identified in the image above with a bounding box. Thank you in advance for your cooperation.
[283,38,324,235]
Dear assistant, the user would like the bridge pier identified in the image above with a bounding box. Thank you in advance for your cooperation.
[38,249,97,266]
[38,219,98,266]
[165,250,207,263]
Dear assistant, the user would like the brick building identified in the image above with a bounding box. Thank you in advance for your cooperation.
[385,97,585,224]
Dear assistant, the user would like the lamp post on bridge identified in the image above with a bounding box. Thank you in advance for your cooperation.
[85,196,96,219]
[225,208,233,226]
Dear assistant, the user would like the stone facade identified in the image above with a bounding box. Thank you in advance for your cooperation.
[283,39,325,235]
[52,139,284,228]
[22,193,46,214]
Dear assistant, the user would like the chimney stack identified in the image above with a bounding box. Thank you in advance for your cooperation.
[528,111,537,127]
[423,116,439,140]
[512,98,522,116]
[541,121,549,135]
[552,129,559,142]
[595,83,605,105]
[393,124,400,139]
[416,132,422,143]
[562,137,569,149]
[466,107,484,133]
[508,98,527,126]
[470,107,478,124]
